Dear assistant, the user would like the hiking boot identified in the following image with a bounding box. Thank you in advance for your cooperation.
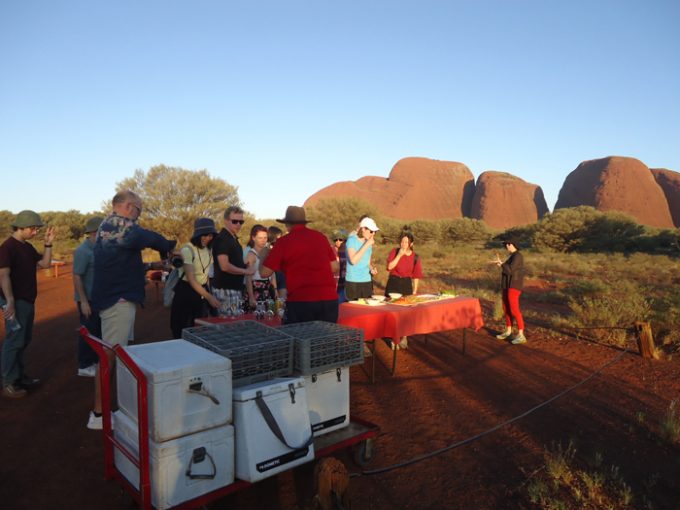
[77,365,97,378]
[3,383,27,399]
[496,331,512,340]
[19,376,41,389]
[511,333,527,345]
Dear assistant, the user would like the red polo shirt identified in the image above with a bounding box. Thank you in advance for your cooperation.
[263,225,337,302]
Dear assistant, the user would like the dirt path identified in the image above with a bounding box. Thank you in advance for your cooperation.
[1,267,678,509]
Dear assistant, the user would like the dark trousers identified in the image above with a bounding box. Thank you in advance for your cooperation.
[285,300,339,325]
[1,299,35,386]
[77,302,101,369]
[170,280,208,338]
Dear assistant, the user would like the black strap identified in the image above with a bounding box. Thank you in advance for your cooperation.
[255,388,313,450]
[185,447,217,480]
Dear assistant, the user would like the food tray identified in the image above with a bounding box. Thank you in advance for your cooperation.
[278,321,364,375]
[181,321,293,387]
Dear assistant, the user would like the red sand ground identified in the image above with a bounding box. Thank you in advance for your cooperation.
[1,267,679,509]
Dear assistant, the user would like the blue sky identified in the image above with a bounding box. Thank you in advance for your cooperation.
[1,0,678,219]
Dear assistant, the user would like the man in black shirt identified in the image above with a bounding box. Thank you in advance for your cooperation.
[212,206,254,312]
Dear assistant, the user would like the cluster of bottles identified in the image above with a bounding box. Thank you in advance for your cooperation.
[253,298,286,321]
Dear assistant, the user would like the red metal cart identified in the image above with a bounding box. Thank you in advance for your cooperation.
[80,326,379,510]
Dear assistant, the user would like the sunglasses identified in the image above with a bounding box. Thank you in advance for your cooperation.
[230,219,245,225]
[364,228,375,234]
[334,238,345,242]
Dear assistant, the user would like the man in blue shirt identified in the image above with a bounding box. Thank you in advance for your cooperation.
[87,190,176,430]
[73,216,103,377]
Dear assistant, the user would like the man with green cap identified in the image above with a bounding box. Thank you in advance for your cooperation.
[0,210,56,398]
[73,216,104,377]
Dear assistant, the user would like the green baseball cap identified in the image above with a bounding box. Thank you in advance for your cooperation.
[12,210,44,228]
[85,216,104,233]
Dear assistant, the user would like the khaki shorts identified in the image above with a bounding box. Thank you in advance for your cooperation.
[100,301,136,346]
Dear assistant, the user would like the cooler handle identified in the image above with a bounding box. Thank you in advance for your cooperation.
[187,381,220,405]
[185,447,217,480]
[255,390,313,450]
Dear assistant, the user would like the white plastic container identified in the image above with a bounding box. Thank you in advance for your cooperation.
[113,410,235,510]
[304,367,350,436]
[117,339,232,442]
[232,377,315,482]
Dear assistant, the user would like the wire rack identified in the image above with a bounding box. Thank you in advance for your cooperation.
[278,321,364,375]
[182,321,293,387]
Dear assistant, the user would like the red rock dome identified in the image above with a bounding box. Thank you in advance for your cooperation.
[470,171,549,229]
[304,157,475,220]
[555,156,674,228]
[651,168,680,228]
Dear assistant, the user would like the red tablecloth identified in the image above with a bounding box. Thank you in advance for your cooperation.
[338,296,484,340]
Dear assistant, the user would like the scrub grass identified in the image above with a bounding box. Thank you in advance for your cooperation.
[523,441,635,510]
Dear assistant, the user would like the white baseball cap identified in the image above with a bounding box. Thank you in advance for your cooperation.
[359,217,380,232]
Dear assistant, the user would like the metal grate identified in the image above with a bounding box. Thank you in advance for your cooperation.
[182,321,293,387]
[278,321,364,375]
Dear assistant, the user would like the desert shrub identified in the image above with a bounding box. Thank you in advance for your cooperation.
[567,279,652,346]
[578,212,645,252]
[660,400,680,445]
[533,206,601,252]
[306,196,378,237]
[523,441,635,510]
[491,223,537,250]
[441,218,495,244]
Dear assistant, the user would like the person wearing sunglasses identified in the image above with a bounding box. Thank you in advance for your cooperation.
[212,206,255,313]
[1,210,56,399]
[345,217,380,301]
[330,229,348,302]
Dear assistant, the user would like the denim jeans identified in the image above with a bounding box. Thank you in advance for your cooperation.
[1,298,35,386]
[77,302,101,369]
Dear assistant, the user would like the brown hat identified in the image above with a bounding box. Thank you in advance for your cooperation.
[276,206,310,224]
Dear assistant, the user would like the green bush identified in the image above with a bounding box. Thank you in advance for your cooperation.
[567,280,652,346]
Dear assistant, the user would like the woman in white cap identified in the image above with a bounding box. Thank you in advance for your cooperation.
[344,216,379,301]
[170,218,221,337]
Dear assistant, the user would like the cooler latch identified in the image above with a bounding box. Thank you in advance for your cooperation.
[288,383,296,404]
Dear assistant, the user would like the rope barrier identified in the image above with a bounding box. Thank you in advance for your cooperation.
[351,345,631,478]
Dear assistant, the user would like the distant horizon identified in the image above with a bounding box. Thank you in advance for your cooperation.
[1,152,675,219]
[2,1,678,219]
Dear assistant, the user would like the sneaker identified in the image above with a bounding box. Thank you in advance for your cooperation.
[511,333,527,345]
[19,376,41,389]
[496,331,512,340]
[87,411,103,430]
[2,383,28,399]
[399,336,408,350]
[77,365,97,378]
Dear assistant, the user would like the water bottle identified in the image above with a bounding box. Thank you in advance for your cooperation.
[2,305,21,332]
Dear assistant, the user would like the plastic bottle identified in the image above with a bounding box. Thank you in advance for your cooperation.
[2,305,21,332]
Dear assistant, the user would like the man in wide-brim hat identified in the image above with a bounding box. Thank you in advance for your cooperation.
[259,206,340,324]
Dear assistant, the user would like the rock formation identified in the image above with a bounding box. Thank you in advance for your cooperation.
[554,156,674,228]
[470,171,549,229]
[304,157,475,220]
[651,168,680,228]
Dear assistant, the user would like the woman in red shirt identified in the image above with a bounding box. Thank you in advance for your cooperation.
[384,231,423,349]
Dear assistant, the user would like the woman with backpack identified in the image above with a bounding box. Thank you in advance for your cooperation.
[385,230,423,349]
[170,218,221,337]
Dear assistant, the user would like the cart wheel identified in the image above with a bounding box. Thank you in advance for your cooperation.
[353,438,374,466]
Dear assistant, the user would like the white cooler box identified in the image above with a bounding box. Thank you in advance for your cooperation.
[117,339,232,442]
[233,377,315,482]
[113,411,235,510]
[305,367,350,436]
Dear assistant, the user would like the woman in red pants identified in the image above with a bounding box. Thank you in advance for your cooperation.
[494,238,526,344]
